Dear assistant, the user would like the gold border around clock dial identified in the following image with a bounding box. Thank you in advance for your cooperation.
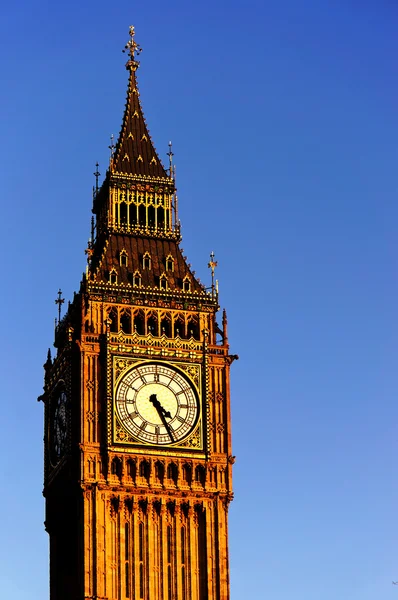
[114,362,200,446]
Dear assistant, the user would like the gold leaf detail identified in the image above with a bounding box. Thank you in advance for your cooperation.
[123,153,130,161]
[175,426,202,449]
[178,363,200,386]
[115,418,135,443]
[141,134,148,142]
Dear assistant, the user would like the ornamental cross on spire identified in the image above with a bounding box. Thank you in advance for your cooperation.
[208,252,218,299]
[55,289,64,324]
[208,251,218,274]
[167,141,174,178]
[108,134,115,161]
[122,25,142,70]
[93,162,100,195]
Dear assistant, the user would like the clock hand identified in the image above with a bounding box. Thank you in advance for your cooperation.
[159,411,174,443]
[149,394,174,442]
[149,394,171,418]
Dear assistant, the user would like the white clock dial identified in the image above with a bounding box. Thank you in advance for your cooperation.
[115,363,199,445]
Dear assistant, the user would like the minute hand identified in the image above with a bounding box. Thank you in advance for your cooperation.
[149,394,174,442]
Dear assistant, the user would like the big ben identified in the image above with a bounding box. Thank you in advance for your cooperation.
[40,26,236,600]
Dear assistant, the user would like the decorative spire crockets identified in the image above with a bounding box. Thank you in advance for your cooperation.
[111,26,169,179]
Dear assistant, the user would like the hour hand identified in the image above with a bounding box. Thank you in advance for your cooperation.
[149,394,171,418]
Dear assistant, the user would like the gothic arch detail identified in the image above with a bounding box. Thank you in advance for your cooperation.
[165,254,175,272]
[142,252,151,269]
[159,273,168,290]
[119,249,128,267]
[109,268,117,284]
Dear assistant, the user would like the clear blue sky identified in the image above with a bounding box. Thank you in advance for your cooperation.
[1,1,397,598]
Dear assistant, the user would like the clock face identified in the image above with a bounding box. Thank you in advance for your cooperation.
[51,390,68,463]
[115,363,199,445]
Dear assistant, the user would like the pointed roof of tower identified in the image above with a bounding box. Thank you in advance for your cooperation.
[110,26,169,179]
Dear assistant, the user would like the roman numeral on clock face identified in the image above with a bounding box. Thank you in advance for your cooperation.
[167,374,177,388]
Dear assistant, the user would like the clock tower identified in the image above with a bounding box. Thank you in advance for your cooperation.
[40,26,236,600]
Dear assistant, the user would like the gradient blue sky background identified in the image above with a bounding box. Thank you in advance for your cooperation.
[1,1,397,598]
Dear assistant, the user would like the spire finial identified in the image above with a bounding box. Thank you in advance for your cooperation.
[167,141,174,178]
[208,252,218,299]
[85,215,95,264]
[222,308,228,345]
[123,25,142,71]
[93,162,100,195]
[109,134,115,163]
[55,289,65,324]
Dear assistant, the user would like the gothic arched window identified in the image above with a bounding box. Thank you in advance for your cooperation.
[129,203,137,226]
[133,270,142,287]
[111,457,122,478]
[120,202,128,225]
[133,310,145,335]
[139,460,150,481]
[167,462,178,484]
[148,204,155,227]
[119,249,128,267]
[147,312,158,336]
[182,463,192,485]
[195,465,206,486]
[188,315,200,340]
[127,459,136,481]
[159,274,168,290]
[108,308,118,333]
[109,269,117,284]
[155,461,164,483]
[120,310,131,334]
[174,314,186,339]
[158,207,165,228]
[142,252,151,270]
[160,314,171,337]
[138,204,146,226]
[166,255,174,272]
